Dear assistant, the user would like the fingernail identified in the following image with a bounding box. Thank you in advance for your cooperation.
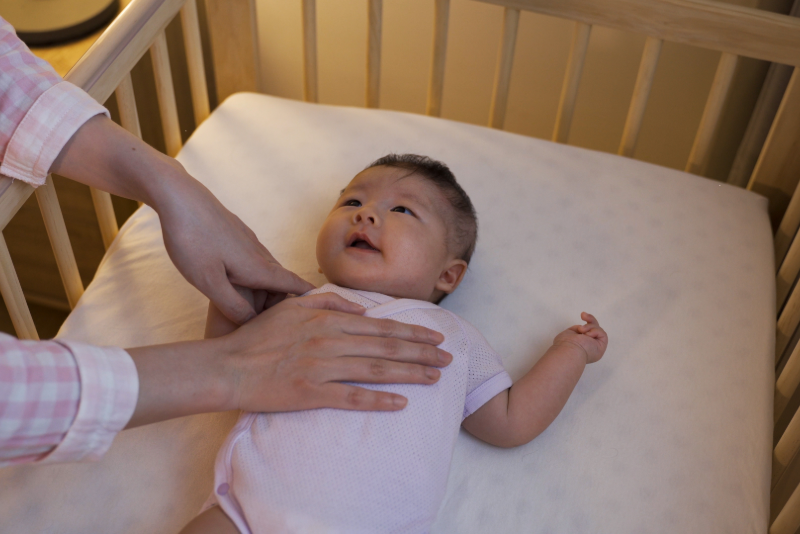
[438,351,452,365]
[393,396,407,409]
[426,367,441,380]
[244,311,257,322]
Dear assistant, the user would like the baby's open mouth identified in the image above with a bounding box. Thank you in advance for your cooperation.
[350,239,379,251]
[347,233,380,252]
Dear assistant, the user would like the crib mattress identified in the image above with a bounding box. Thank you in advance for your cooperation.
[0,93,775,533]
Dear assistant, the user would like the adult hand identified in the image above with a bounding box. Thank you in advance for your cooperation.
[50,115,313,324]
[155,174,313,323]
[125,292,452,427]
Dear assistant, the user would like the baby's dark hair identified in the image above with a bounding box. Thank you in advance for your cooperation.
[366,154,478,263]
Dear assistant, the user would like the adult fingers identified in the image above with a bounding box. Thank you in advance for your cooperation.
[316,383,408,411]
[205,275,257,324]
[229,257,315,296]
[292,292,367,315]
[317,335,451,368]
[328,312,445,346]
[292,294,444,347]
[320,357,441,384]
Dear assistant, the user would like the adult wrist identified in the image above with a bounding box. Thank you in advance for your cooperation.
[124,337,233,428]
[133,150,194,213]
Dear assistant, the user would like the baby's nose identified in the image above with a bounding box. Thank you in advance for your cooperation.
[354,209,378,225]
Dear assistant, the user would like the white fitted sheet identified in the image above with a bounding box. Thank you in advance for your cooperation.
[0,93,775,533]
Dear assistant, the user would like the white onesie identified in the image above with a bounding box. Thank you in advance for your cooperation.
[206,284,512,534]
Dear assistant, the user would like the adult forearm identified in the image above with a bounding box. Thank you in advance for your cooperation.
[124,338,232,429]
[48,114,189,211]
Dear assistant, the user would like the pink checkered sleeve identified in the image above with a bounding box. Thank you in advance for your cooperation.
[0,333,138,466]
[0,16,108,186]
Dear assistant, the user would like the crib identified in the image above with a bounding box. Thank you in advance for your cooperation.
[1,0,799,532]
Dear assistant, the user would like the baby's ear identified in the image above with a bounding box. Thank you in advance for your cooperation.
[435,259,468,295]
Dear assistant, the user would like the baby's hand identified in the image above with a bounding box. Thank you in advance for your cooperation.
[553,312,608,364]
[233,285,287,315]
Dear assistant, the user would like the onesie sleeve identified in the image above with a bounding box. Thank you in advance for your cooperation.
[456,317,513,420]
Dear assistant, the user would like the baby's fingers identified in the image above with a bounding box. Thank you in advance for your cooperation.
[584,327,605,339]
[580,312,599,326]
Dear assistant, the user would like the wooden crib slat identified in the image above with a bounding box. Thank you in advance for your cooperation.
[774,407,800,488]
[427,0,450,117]
[302,0,319,103]
[552,22,591,144]
[367,0,383,108]
[0,179,33,233]
[90,188,119,251]
[65,0,187,105]
[618,37,662,157]
[181,0,211,125]
[684,52,738,175]
[772,479,800,534]
[91,73,143,251]
[776,340,800,423]
[756,68,800,268]
[777,282,800,361]
[0,233,37,340]
[727,61,794,189]
[35,176,84,310]
[488,7,520,129]
[474,0,800,68]
[115,71,145,210]
[777,233,800,315]
[115,72,142,139]
[151,30,183,158]
[202,0,261,102]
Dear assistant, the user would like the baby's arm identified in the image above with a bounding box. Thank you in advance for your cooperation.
[461,313,607,448]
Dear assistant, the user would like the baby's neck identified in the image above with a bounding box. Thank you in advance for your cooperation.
[322,279,438,303]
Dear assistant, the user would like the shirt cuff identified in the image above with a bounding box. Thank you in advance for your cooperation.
[462,371,513,420]
[43,341,138,463]
[0,81,108,187]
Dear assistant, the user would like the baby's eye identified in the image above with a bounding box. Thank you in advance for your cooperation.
[343,199,361,207]
[391,206,414,216]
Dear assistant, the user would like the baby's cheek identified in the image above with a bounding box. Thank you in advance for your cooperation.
[315,224,337,272]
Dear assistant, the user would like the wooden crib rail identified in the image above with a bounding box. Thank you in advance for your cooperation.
[478,0,800,66]
[297,0,800,191]
[0,0,798,529]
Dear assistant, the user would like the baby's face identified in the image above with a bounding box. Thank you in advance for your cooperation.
[316,165,467,302]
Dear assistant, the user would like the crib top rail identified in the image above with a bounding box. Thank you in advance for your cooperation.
[68,0,186,104]
[477,0,800,67]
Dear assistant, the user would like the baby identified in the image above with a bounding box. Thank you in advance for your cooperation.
[181,154,607,534]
